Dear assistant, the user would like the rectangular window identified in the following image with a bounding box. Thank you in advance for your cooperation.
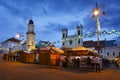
[62,43,65,45]
[101,50,102,53]
[69,40,72,45]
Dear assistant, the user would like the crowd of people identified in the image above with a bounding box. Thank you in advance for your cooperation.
[102,58,120,69]
[8,54,20,62]
[61,56,102,72]
[60,55,120,72]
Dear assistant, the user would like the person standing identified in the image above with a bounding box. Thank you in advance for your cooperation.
[86,57,91,67]
[95,57,101,72]
[91,57,95,70]
[35,53,39,64]
[76,58,80,68]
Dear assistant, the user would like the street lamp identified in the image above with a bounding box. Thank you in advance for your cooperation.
[92,3,105,54]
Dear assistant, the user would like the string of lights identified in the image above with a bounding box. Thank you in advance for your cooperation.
[53,29,120,45]
[84,29,120,38]
[15,29,120,45]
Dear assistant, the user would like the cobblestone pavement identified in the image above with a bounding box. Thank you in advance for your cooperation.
[0,60,120,80]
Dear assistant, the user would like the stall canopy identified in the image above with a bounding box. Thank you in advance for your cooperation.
[40,46,64,54]
[71,46,98,56]
[51,46,64,54]
[71,46,88,51]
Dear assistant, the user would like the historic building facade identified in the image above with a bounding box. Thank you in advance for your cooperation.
[83,40,120,60]
[26,19,35,51]
[62,25,83,48]
[0,37,21,53]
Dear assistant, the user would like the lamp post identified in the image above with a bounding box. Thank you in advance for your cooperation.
[92,3,105,54]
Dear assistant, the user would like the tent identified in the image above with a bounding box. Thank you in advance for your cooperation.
[51,46,64,54]
[40,46,64,54]
[71,46,88,51]
[71,46,98,56]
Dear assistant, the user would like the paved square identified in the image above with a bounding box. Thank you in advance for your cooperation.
[0,60,120,80]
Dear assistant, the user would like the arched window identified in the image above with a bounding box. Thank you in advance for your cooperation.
[107,52,109,56]
[63,33,65,38]
[78,39,80,44]
[78,30,80,35]
[113,52,115,56]
[62,43,65,46]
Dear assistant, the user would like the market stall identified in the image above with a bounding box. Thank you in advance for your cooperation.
[39,46,64,66]
[19,52,35,63]
[61,46,100,70]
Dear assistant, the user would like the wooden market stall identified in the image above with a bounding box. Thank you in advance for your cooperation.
[19,52,35,63]
[39,46,64,66]
[61,46,99,69]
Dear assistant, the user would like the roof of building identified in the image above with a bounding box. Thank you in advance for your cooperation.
[105,40,117,47]
[1,37,21,44]
[114,36,120,45]
[83,40,117,48]
[67,35,78,38]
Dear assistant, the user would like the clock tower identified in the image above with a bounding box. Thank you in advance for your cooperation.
[26,19,35,51]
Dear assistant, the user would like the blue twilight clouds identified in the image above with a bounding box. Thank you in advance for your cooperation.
[0,0,120,45]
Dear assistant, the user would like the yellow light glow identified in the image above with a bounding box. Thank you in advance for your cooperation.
[93,8,99,17]
[16,34,20,38]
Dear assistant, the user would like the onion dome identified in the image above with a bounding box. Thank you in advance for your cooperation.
[29,19,34,24]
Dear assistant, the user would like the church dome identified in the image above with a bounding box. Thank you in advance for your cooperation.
[29,19,34,24]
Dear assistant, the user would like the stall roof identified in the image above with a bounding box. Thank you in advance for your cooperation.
[71,46,98,56]
[71,46,89,51]
[51,47,64,54]
[40,46,64,54]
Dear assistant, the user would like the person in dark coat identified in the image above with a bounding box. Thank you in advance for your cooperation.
[86,57,91,67]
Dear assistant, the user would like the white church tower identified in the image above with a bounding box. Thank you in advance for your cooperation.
[62,28,68,38]
[26,19,35,51]
[76,25,83,46]
[62,24,83,48]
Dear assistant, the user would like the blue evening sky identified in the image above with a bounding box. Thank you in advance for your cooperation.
[0,0,120,46]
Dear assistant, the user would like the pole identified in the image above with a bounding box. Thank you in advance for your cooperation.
[96,17,100,54]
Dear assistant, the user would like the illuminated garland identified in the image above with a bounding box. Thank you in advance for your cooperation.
[83,30,120,38]
[50,30,120,45]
